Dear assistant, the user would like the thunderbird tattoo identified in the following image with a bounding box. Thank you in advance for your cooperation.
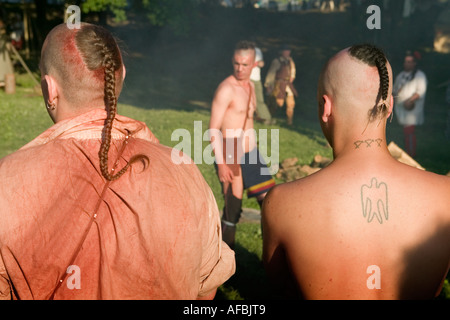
[361,178,389,224]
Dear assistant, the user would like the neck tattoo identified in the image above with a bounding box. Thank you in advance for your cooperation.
[354,139,383,149]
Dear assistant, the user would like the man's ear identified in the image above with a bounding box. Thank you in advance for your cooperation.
[44,75,59,102]
[122,64,126,80]
[321,94,332,123]
[388,95,394,115]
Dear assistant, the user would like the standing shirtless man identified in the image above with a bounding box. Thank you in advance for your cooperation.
[210,41,275,249]
[262,44,450,299]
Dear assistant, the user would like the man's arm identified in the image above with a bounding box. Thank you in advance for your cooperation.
[255,47,264,68]
[195,167,236,299]
[290,58,296,83]
[262,186,299,298]
[209,82,234,183]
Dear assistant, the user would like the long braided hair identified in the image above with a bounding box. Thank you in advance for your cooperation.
[75,24,147,181]
[348,44,390,123]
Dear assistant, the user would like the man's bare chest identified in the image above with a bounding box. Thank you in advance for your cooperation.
[230,85,255,115]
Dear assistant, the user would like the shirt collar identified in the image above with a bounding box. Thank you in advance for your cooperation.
[20,108,159,151]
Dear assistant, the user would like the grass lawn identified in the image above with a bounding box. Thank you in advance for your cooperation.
[1,6,449,300]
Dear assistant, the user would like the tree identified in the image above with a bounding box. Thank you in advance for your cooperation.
[81,0,128,23]
[141,0,198,34]
[81,0,199,35]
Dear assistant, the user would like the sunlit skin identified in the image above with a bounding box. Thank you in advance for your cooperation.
[262,48,450,300]
[209,48,264,200]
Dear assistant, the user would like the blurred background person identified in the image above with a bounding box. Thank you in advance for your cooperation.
[265,44,298,125]
[251,45,273,125]
[393,50,427,157]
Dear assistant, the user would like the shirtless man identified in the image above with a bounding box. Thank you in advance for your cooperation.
[262,44,450,299]
[210,41,275,249]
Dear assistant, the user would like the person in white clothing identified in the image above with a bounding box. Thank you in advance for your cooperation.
[445,82,450,140]
[251,47,273,124]
[393,51,427,157]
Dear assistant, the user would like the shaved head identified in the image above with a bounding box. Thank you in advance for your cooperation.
[318,45,393,124]
[40,23,132,181]
[40,23,124,108]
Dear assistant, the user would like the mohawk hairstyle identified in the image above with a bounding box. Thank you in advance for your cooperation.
[348,44,390,122]
[235,40,256,52]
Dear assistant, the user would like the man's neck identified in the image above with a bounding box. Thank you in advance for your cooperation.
[233,76,250,87]
[54,101,105,123]
[332,135,390,160]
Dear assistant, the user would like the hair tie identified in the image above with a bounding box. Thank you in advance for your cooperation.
[379,99,390,109]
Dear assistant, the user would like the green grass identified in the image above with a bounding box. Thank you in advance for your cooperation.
[3,72,448,300]
[0,75,52,157]
[215,223,270,300]
[1,6,449,300]
[0,74,333,301]
[117,102,333,211]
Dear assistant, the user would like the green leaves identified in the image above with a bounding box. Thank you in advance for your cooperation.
[80,0,198,35]
[82,0,128,22]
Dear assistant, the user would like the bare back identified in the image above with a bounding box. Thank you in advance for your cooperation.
[263,153,450,299]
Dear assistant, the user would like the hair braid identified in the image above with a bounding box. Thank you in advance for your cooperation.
[349,44,390,122]
[99,47,126,181]
[76,24,148,182]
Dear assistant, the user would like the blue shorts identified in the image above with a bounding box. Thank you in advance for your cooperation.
[240,148,276,198]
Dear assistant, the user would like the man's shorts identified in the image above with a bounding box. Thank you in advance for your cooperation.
[240,148,276,198]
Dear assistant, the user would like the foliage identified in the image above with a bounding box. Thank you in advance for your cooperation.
[141,0,197,34]
[80,0,198,35]
[81,0,128,22]
[438,279,450,299]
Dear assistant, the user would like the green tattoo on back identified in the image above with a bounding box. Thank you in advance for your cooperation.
[361,178,389,224]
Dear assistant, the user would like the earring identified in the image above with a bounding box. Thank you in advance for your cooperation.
[47,97,57,111]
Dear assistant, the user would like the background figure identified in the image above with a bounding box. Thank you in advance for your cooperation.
[251,46,273,125]
[446,81,450,140]
[210,41,275,249]
[320,0,335,11]
[0,19,14,85]
[262,44,450,300]
[393,50,427,158]
[10,13,23,51]
[0,23,235,300]
[265,44,298,125]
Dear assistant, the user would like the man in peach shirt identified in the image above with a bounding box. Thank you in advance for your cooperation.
[262,44,450,299]
[0,23,235,300]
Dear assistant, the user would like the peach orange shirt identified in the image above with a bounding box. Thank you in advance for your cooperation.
[0,109,235,299]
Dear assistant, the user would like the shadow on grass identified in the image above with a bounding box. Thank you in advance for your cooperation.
[216,242,275,300]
